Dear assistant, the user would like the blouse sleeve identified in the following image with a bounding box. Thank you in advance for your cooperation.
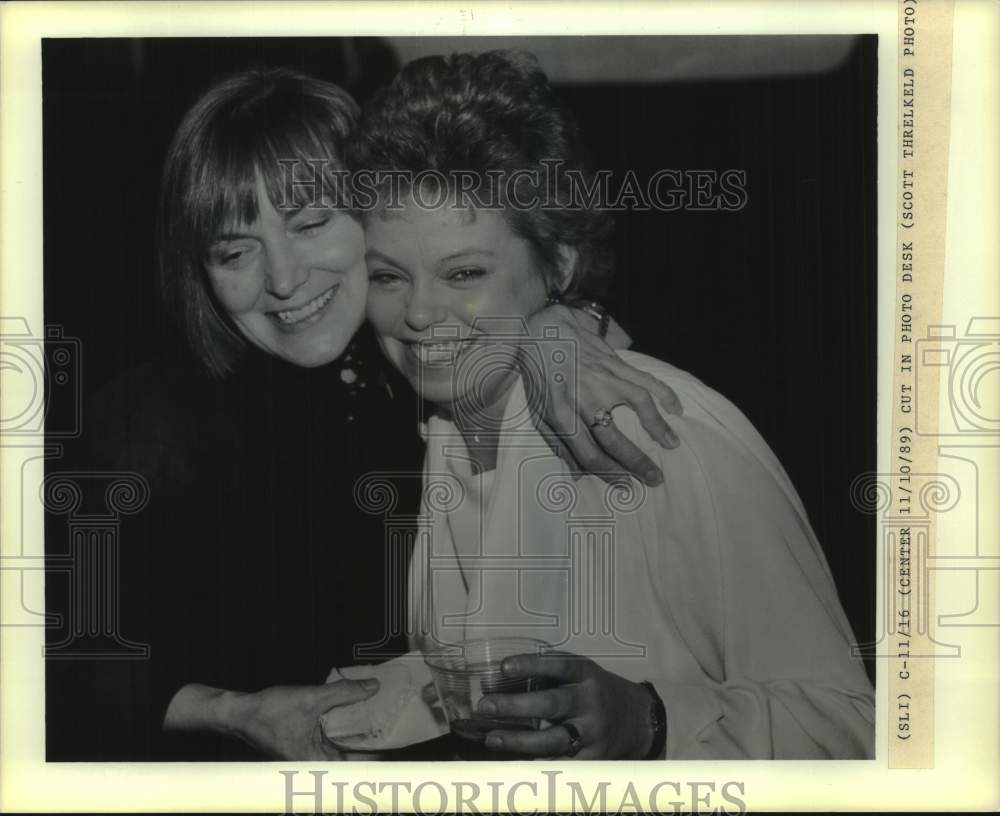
[614,353,875,760]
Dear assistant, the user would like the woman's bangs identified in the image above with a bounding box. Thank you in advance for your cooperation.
[190,92,353,251]
[216,157,261,231]
[256,116,349,212]
[183,121,263,253]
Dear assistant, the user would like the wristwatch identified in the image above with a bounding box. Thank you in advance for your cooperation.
[545,290,612,340]
[639,681,667,760]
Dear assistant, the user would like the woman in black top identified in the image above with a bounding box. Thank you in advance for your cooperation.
[46,67,682,761]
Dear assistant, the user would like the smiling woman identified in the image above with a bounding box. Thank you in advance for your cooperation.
[45,64,686,762]
[203,182,368,368]
[365,204,553,429]
[156,70,366,374]
[352,50,875,760]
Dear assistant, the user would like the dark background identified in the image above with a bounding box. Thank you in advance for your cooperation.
[43,36,877,680]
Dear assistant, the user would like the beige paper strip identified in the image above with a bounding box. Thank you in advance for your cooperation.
[890,0,954,770]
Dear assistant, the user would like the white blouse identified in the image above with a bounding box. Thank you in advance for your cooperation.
[407,351,875,759]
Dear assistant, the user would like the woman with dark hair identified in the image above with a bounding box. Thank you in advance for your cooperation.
[48,66,683,761]
[155,69,365,376]
[355,51,875,760]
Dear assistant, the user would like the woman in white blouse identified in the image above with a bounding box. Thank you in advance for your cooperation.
[356,50,875,760]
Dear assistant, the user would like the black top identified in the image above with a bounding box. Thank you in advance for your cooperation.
[45,325,426,760]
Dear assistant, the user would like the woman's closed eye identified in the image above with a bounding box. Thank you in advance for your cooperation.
[209,244,256,270]
[292,212,334,235]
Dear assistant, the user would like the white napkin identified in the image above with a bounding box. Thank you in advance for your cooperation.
[319,653,448,751]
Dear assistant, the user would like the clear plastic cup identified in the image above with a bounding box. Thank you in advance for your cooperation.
[423,637,551,754]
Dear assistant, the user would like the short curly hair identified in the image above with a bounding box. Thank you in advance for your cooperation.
[348,50,614,303]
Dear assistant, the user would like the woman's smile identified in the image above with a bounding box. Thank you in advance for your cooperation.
[270,283,339,329]
[404,337,476,366]
[204,178,368,368]
[364,199,550,409]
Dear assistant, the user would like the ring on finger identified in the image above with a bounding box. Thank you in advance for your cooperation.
[589,408,614,428]
[563,721,584,757]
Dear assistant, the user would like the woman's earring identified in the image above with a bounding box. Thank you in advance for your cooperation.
[545,288,564,306]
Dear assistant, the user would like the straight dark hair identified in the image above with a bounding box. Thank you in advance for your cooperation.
[156,68,359,377]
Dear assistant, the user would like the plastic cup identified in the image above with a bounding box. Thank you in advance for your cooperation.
[423,637,551,757]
